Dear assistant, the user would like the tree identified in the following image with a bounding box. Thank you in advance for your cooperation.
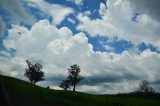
[67,64,83,91]
[24,60,44,84]
[138,80,155,93]
[59,79,70,90]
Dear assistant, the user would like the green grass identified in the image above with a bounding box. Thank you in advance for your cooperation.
[0,75,160,106]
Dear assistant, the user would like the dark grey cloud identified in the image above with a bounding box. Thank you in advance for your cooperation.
[0,16,6,37]
[129,0,160,22]
[80,72,140,86]
[152,80,160,85]
[45,75,66,85]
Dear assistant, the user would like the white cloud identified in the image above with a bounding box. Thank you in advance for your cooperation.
[67,18,75,24]
[77,13,117,37]
[67,0,84,6]
[0,0,36,38]
[103,45,114,52]
[77,81,139,94]
[98,39,115,52]
[99,2,107,16]
[1,19,160,94]
[84,10,92,16]
[0,56,26,79]
[27,0,74,25]
[0,50,11,58]
[47,38,72,54]
[76,0,160,47]
[0,0,35,24]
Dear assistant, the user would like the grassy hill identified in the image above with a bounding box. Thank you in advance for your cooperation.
[0,75,160,106]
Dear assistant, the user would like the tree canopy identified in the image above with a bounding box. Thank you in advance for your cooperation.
[60,64,83,91]
[24,60,44,84]
[138,80,155,93]
[59,79,70,90]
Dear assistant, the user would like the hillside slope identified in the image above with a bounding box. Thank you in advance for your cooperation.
[0,75,160,106]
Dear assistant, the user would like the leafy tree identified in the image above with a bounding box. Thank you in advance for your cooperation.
[67,64,83,91]
[138,80,155,93]
[59,79,70,90]
[24,60,44,84]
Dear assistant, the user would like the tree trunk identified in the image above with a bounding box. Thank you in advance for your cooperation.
[73,84,76,91]
[33,81,36,85]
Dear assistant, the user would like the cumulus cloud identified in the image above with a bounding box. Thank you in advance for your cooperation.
[99,2,107,16]
[27,0,74,25]
[77,0,160,47]
[1,19,160,94]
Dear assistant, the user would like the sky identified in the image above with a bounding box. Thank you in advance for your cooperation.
[0,0,160,94]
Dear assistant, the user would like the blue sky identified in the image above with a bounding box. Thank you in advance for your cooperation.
[0,0,160,94]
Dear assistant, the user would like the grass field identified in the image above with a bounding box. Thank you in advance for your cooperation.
[0,75,160,106]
